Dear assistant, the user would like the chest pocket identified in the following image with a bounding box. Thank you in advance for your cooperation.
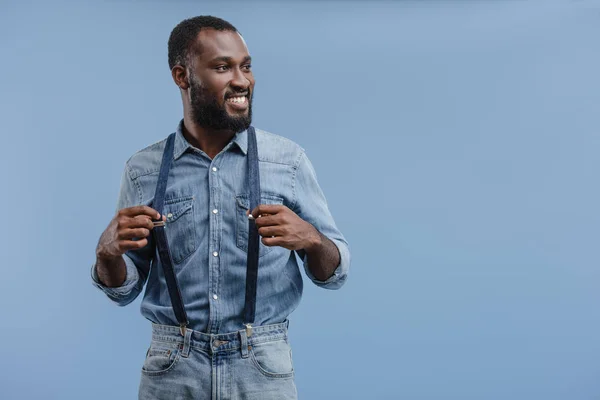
[162,196,197,264]
[236,193,284,257]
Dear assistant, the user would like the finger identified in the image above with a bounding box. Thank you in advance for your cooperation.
[247,211,269,221]
[121,215,155,230]
[258,226,284,237]
[260,236,282,247]
[250,204,286,219]
[253,214,280,228]
[119,238,149,251]
[261,236,295,250]
[248,205,274,219]
[120,205,161,220]
[118,228,151,240]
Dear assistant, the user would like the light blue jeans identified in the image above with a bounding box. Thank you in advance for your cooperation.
[138,321,297,399]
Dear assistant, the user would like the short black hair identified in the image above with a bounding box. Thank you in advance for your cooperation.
[168,16,238,70]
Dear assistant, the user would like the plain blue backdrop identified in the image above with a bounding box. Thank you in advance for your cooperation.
[1,0,599,399]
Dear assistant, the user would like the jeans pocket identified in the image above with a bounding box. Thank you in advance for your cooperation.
[162,196,196,264]
[249,339,294,379]
[141,341,181,376]
[236,193,284,257]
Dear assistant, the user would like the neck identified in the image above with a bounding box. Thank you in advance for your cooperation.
[182,114,236,160]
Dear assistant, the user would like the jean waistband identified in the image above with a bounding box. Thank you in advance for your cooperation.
[150,321,289,354]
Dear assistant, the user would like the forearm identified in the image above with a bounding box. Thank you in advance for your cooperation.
[304,230,341,282]
[95,255,127,287]
[92,253,146,306]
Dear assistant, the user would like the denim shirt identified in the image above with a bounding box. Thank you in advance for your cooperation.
[92,121,350,334]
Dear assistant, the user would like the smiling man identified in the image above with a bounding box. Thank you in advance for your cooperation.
[92,16,350,399]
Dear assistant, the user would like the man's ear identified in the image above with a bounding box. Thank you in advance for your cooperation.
[171,65,189,90]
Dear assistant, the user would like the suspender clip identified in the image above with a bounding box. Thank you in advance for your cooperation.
[179,323,188,337]
[244,323,253,338]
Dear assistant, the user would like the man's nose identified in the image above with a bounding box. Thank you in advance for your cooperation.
[230,68,251,90]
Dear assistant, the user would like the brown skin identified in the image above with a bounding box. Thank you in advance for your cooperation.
[95,207,166,287]
[249,205,341,281]
[172,29,254,159]
[95,29,339,287]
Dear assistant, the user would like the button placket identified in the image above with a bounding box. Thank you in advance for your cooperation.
[207,159,222,334]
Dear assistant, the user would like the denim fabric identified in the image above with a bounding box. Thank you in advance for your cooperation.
[92,120,350,334]
[138,322,297,400]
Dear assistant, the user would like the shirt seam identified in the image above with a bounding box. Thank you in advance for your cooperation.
[289,149,305,212]
[130,168,161,180]
[126,162,144,204]
[258,159,296,167]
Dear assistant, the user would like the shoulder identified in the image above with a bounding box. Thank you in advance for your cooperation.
[124,137,169,180]
[255,128,305,168]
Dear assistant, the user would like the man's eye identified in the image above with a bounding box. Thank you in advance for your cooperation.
[243,64,252,71]
[215,65,229,71]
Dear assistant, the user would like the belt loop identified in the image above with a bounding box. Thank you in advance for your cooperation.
[239,328,249,359]
[181,327,193,358]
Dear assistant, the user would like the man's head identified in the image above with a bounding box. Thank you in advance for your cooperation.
[168,16,254,133]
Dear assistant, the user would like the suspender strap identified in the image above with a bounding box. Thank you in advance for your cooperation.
[152,127,262,335]
[244,126,261,327]
[152,133,189,331]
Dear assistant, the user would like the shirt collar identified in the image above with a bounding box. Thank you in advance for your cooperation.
[232,128,248,155]
[173,119,248,160]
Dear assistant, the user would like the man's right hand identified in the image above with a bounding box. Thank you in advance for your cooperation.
[95,206,165,287]
[96,206,165,261]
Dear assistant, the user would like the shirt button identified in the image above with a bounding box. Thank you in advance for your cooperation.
[213,251,218,257]
[167,213,173,218]
[212,294,218,300]
[212,167,217,172]
[212,209,218,214]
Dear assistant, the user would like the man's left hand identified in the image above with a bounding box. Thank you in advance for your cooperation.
[248,205,322,251]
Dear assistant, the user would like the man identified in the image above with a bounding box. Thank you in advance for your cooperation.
[92,16,350,399]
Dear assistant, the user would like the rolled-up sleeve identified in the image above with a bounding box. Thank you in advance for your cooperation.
[293,151,350,290]
[91,163,152,306]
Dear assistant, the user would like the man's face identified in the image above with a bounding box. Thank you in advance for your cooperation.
[187,29,255,133]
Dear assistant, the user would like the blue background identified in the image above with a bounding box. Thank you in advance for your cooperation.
[1,1,599,399]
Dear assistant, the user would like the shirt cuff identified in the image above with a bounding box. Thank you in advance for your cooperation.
[91,255,140,299]
[303,238,350,290]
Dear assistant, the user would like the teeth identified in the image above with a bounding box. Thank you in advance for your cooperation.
[228,96,246,104]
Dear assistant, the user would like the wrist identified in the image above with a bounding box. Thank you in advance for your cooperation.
[95,254,126,287]
[95,251,122,268]
[303,226,323,253]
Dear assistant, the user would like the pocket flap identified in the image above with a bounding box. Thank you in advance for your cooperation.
[163,197,194,223]
[236,193,284,209]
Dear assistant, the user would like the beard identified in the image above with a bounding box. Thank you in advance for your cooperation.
[189,76,253,134]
